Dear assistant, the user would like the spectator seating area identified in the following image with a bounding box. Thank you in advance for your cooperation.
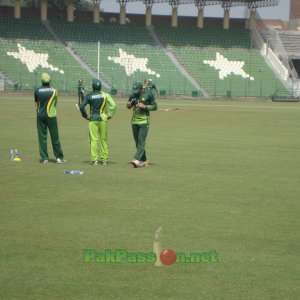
[172,47,286,97]
[0,39,91,91]
[155,24,287,97]
[49,19,155,45]
[154,25,252,48]
[0,15,290,97]
[0,15,53,40]
[71,43,197,94]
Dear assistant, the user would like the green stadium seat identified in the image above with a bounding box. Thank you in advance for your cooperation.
[0,15,289,97]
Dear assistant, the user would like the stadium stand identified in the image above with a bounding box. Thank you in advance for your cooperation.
[48,19,155,45]
[155,24,287,97]
[277,31,300,58]
[0,15,53,40]
[0,39,91,91]
[155,25,251,49]
[172,47,286,97]
[0,12,291,97]
[48,19,199,94]
[71,43,197,94]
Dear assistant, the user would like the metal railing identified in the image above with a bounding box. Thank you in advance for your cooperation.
[255,12,298,81]
[2,72,298,99]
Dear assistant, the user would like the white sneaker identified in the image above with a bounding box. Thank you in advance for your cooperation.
[131,159,139,168]
[137,161,145,168]
[56,158,67,164]
[131,159,146,168]
[142,160,149,167]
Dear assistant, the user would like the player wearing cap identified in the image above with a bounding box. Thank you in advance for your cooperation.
[127,81,158,168]
[79,79,116,165]
[34,72,66,164]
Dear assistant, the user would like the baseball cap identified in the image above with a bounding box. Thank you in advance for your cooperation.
[132,81,143,93]
[41,73,51,83]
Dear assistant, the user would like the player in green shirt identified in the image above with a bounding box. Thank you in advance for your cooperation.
[80,79,116,165]
[127,81,158,168]
[76,79,85,110]
[34,73,66,164]
[146,79,158,97]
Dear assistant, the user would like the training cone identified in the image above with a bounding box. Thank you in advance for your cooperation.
[13,157,22,161]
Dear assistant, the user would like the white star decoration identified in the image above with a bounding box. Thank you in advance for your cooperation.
[108,48,160,78]
[7,43,64,74]
[204,52,254,81]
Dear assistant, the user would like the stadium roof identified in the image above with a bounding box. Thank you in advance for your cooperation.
[116,0,279,9]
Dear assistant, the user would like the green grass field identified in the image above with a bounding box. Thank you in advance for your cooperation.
[1,93,299,299]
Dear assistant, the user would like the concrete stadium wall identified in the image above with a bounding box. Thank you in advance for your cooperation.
[291,0,300,19]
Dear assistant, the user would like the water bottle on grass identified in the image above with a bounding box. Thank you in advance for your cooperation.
[9,149,14,161]
[64,170,84,175]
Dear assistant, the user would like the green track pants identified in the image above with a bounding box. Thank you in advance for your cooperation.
[37,116,64,160]
[132,123,149,161]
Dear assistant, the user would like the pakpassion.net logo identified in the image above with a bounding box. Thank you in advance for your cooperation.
[84,248,218,266]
